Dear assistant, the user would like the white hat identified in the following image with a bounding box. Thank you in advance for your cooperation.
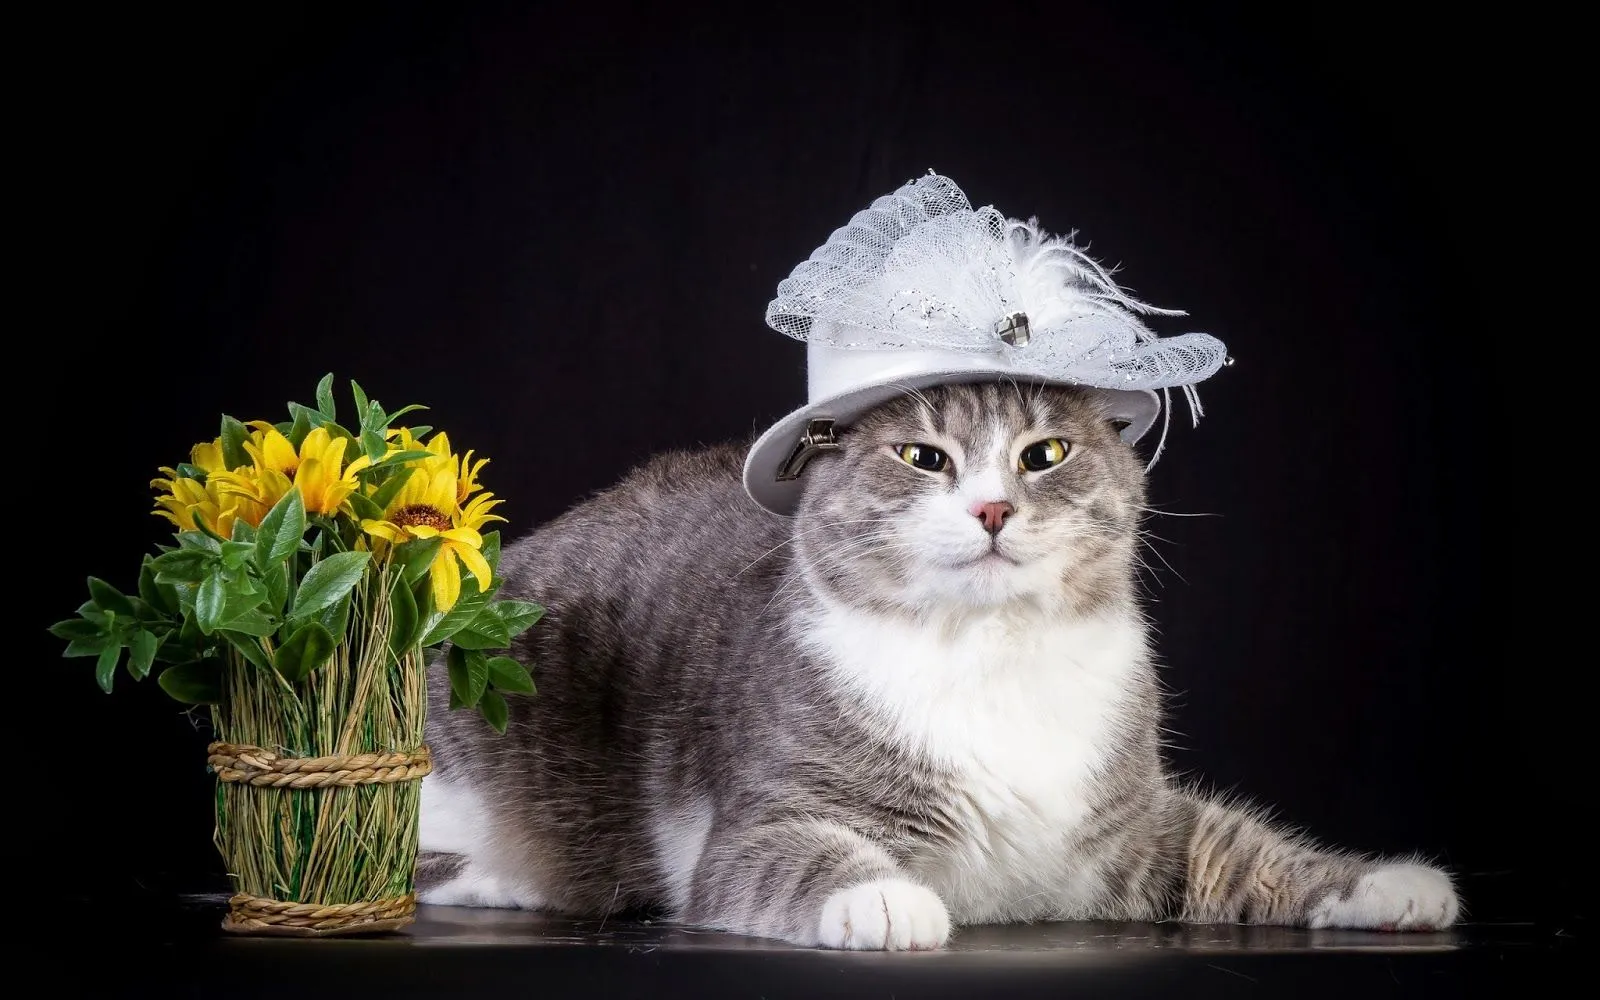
[743,172,1230,515]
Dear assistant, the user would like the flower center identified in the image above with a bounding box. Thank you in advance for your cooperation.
[393,504,452,531]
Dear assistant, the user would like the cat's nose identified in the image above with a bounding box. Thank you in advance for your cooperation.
[970,500,1015,535]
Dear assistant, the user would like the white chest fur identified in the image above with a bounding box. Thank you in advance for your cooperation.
[796,602,1149,922]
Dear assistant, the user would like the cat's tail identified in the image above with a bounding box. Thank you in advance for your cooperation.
[1157,787,1460,930]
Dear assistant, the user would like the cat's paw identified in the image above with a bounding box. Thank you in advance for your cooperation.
[1309,862,1459,931]
[418,864,532,909]
[818,878,951,950]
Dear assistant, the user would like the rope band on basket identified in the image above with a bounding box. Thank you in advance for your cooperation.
[207,742,433,788]
[224,891,417,933]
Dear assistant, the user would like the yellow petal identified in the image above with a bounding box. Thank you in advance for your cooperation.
[320,433,348,471]
[262,427,298,474]
[297,457,327,512]
[300,426,330,457]
[459,493,507,530]
[453,542,493,589]
[362,519,407,543]
[431,551,461,612]
[408,524,441,539]
[441,526,482,548]
[191,441,226,473]
[428,431,452,458]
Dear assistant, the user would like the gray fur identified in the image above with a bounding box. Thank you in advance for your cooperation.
[420,383,1458,946]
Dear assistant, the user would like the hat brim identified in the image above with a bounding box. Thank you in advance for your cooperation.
[742,369,1159,515]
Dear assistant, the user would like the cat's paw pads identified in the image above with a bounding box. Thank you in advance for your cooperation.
[818,878,951,951]
[1309,862,1459,931]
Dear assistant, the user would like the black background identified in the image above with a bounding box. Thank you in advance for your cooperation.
[31,1,1563,930]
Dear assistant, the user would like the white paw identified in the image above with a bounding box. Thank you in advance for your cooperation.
[1309,862,1460,931]
[818,878,951,951]
[418,866,528,909]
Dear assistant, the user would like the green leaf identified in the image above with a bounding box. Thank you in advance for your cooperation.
[495,600,545,637]
[351,378,370,417]
[405,424,433,439]
[87,577,136,617]
[128,629,158,680]
[291,551,370,619]
[367,466,415,512]
[447,645,489,708]
[220,414,250,470]
[138,555,181,614]
[64,636,110,657]
[229,518,257,542]
[388,574,419,661]
[95,644,121,693]
[196,574,226,634]
[480,531,502,571]
[361,426,387,463]
[50,617,105,641]
[486,655,536,694]
[174,462,208,481]
[256,487,307,566]
[387,403,429,423]
[158,662,222,704]
[221,631,274,673]
[151,548,211,584]
[287,405,312,449]
[262,560,289,616]
[274,621,336,684]
[315,372,336,421]
[420,578,498,647]
[218,607,276,637]
[315,590,352,640]
[449,605,513,650]
[220,540,254,572]
[399,535,443,585]
[288,401,326,429]
[370,449,435,468]
[346,491,384,522]
[479,689,509,734]
[179,525,224,549]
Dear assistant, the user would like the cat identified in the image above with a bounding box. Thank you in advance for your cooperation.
[416,381,1459,949]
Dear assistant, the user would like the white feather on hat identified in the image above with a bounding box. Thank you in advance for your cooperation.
[744,171,1230,515]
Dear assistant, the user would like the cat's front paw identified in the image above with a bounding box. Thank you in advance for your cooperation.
[1309,862,1459,931]
[818,878,951,950]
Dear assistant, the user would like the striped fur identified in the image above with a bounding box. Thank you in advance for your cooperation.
[419,383,1458,948]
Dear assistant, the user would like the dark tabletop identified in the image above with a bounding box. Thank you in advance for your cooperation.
[62,892,1580,999]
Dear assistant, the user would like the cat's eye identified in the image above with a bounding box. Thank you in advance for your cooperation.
[895,443,949,473]
[1018,438,1070,472]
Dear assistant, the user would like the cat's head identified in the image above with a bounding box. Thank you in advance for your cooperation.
[794,382,1146,616]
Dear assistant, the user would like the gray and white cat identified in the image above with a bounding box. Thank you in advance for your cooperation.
[417,382,1458,949]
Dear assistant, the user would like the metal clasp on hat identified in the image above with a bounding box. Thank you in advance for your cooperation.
[996,311,1030,347]
[776,418,841,482]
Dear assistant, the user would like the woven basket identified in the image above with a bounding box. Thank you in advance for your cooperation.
[210,572,429,937]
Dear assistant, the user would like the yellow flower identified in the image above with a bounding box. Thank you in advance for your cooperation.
[214,424,362,517]
[360,431,505,612]
[152,438,263,537]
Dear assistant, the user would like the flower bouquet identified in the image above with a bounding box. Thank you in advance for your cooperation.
[51,375,541,935]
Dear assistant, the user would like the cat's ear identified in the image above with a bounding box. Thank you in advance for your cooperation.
[1107,418,1132,437]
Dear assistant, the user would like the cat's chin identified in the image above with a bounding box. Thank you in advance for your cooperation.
[908,554,1054,610]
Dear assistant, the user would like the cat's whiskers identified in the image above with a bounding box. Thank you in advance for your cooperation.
[1136,504,1220,519]
[734,518,899,578]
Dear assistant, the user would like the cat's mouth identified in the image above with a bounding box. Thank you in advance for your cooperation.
[968,548,1022,568]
